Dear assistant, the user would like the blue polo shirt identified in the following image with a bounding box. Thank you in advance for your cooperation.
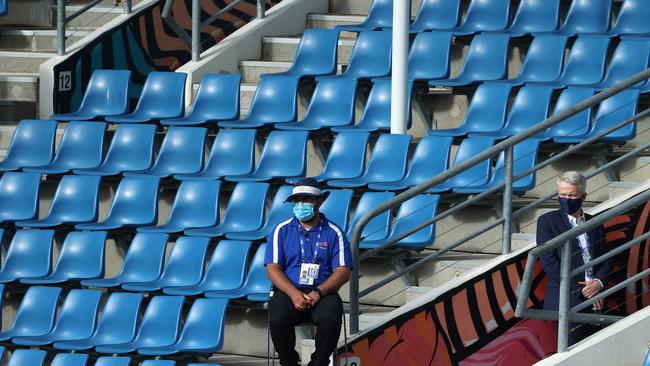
[264,214,352,289]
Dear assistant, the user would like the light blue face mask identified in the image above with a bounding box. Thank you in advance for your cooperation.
[293,202,316,222]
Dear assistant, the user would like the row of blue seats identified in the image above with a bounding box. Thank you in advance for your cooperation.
[0,286,227,355]
[0,349,206,366]
[350,0,649,36]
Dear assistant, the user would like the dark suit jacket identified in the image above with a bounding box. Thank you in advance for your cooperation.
[536,210,611,311]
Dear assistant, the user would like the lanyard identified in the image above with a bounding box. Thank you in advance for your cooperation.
[299,224,322,264]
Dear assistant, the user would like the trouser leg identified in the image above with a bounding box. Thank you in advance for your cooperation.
[269,291,304,366]
[308,293,343,366]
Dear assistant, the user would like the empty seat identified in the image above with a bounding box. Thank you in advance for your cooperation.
[328,133,411,188]
[319,189,355,231]
[95,357,132,366]
[428,136,496,193]
[205,244,272,300]
[369,136,453,191]
[51,353,89,366]
[54,292,144,351]
[445,0,511,35]
[347,192,395,245]
[138,180,221,233]
[505,0,560,36]
[81,233,168,288]
[7,349,47,366]
[185,182,269,237]
[106,71,187,123]
[537,87,595,140]
[226,186,292,240]
[0,0,6,16]
[162,74,241,126]
[605,0,650,36]
[139,298,228,355]
[74,124,157,176]
[269,29,340,78]
[336,0,392,31]
[122,236,210,291]
[0,119,57,172]
[0,286,61,341]
[429,33,510,86]
[142,361,176,366]
[408,32,452,81]
[410,0,460,33]
[13,289,103,346]
[23,121,106,174]
[16,175,101,228]
[51,70,131,121]
[175,129,256,180]
[226,131,308,182]
[587,38,650,90]
[558,0,612,35]
[164,240,251,296]
[0,172,42,223]
[76,176,160,230]
[428,83,512,137]
[95,295,185,354]
[500,35,568,85]
[0,230,53,283]
[218,76,299,128]
[275,78,357,131]
[327,30,392,80]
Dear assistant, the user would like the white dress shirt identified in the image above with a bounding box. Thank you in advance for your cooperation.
[566,213,601,287]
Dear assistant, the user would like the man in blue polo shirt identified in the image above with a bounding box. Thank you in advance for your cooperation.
[265,178,352,366]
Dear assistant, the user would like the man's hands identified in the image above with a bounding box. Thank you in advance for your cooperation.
[291,290,321,311]
[578,279,604,310]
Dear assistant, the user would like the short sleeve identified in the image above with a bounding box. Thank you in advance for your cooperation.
[264,224,285,267]
[329,223,353,269]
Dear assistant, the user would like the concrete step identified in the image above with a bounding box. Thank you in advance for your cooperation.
[0,73,39,102]
[65,5,122,28]
[239,60,344,84]
[306,13,365,30]
[328,0,423,16]
[262,36,355,64]
[0,29,92,51]
[0,51,53,74]
[608,181,642,201]
[68,0,143,7]
[0,101,39,123]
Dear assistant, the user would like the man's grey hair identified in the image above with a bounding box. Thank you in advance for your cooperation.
[556,171,587,193]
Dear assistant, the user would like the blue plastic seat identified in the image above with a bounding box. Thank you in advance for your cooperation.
[429,33,510,86]
[51,70,131,121]
[360,194,440,250]
[408,32,452,81]
[139,298,228,355]
[106,72,187,123]
[226,186,292,240]
[558,0,612,36]
[74,124,157,176]
[175,129,256,180]
[16,175,101,228]
[586,38,650,90]
[369,136,453,191]
[226,131,308,182]
[138,180,221,233]
[455,139,541,194]
[7,349,47,366]
[162,74,240,126]
[428,83,512,137]
[23,121,106,174]
[270,29,340,78]
[142,361,176,366]
[505,0,560,36]
[328,133,411,188]
[500,35,568,85]
[336,0,392,31]
[537,87,595,140]
[21,231,106,285]
[185,182,269,237]
[328,31,392,80]
[218,76,299,128]
[319,189,354,232]
[122,236,210,291]
[124,126,206,178]
[605,0,650,36]
[53,292,144,351]
[81,233,168,288]
[445,0,511,35]
[410,0,460,33]
[0,119,57,171]
[95,357,132,366]
[0,230,53,283]
[0,0,7,16]
[164,240,251,296]
[554,89,640,144]
[51,354,89,366]
[0,286,61,341]
[347,192,395,245]
[275,78,357,131]
[95,295,184,354]
[472,85,554,139]
[205,244,272,300]
[428,136,496,193]
[13,289,103,346]
[534,36,610,88]
[0,172,41,223]
[76,176,160,230]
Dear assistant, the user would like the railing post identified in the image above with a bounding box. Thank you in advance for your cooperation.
[558,240,572,352]
[350,238,360,334]
[191,0,200,62]
[257,0,265,20]
[502,145,514,254]
[123,0,132,14]
[390,0,409,134]
[57,0,65,55]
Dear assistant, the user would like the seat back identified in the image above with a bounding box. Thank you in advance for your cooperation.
[318,132,370,181]
[502,85,554,136]
[50,121,106,169]
[558,36,610,85]
[514,34,567,83]
[156,236,210,287]
[188,73,240,121]
[164,180,221,229]
[142,361,176,366]
[388,194,440,248]
[200,240,251,291]
[1,229,54,280]
[258,186,293,235]
[52,231,107,280]
[45,175,101,224]
[132,72,186,118]
[459,0,511,32]
[93,292,144,345]
[200,129,256,178]
[411,0,461,30]
[348,192,395,241]
[403,136,453,186]
[240,244,272,295]
[320,189,354,231]
[409,32,452,80]
[301,78,356,127]
[117,233,169,283]
[508,0,560,35]
[288,29,340,76]
[611,0,650,35]
[599,38,650,88]
[359,0,393,29]
[133,296,184,347]
[0,172,41,222]
[7,350,47,366]
[50,353,89,366]
[78,69,131,116]
[491,139,541,192]
[362,133,412,183]
[103,176,160,226]
[561,0,612,34]
[254,131,308,178]
[175,298,228,352]
[10,286,62,337]
[246,76,299,124]
[1,119,57,169]
[95,357,132,366]
[50,289,103,341]
[147,127,206,176]
[355,79,407,131]
[545,87,595,137]
[592,89,640,142]
[457,33,510,81]
[343,31,392,79]
[448,136,496,188]
[99,124,157,172]
[221,182,269,232]
[460,83,512,133]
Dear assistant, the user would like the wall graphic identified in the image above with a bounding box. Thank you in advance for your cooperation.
[52,0,280,114]
[340,201,650,365]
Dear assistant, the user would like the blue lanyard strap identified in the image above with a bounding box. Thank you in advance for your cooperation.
[299,225,322,264]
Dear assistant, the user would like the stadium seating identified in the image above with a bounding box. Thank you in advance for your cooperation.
[347,192,395,245]
[95,357,132,366]
[7,349,47,366]
[269,29,341,78]
[0,172,41,223]
[505,0,560,36]
[558,0,612,36]
[0,286,61,340]
[51,353,89,366]
[500,35,568,85]
[205,244,272,301]
[586,37,650,90]
[409,0,460,33]
[0,230,53,283]
[0,119,57,171]
[162,74,241,126]
[605,0,650,36]
[445,0,511,35]
[142,361,176,366]
[319,189,354,231]
[326,30,392,80]
[336,0,392,31]
[537,87,595,140]
[226,186,292,240]
[106,71,187,124]
[51,70,131,121]
[408,31,452,81]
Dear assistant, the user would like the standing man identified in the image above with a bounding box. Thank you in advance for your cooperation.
[265,178,352,366]
[537,171,611,346]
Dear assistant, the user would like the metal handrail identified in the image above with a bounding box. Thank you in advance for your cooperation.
[348,68,650,334]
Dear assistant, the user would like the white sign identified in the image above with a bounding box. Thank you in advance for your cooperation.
[58,71,72,92]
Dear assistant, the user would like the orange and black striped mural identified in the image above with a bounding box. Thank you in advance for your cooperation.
[339,200,650,365]
[52,0,280,114]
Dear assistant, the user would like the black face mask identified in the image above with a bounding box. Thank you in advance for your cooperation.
[559,197,583,215]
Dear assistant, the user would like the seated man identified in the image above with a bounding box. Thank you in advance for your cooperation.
[265,178,352,366]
